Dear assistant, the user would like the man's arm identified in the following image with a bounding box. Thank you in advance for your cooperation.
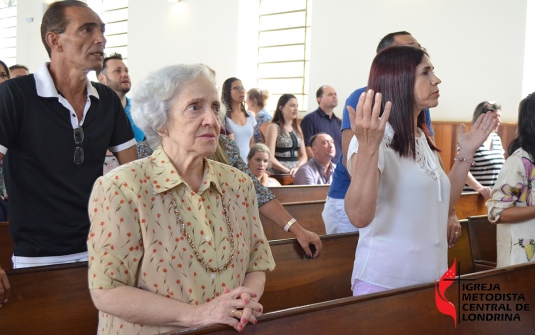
[113,146,137,165]
[299,116,315,160]
[305,147,313,160]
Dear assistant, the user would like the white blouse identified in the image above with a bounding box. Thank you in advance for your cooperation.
[226,111,257,162]
[347,124,451,289]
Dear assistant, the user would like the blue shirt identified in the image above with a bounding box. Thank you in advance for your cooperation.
[300,107,342,164]
[327,86,435,199]
[125,97,146,142]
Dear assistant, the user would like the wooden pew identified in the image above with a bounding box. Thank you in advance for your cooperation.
[456,192,487,219]
[467,215,497,271]
[0,220,478,335]
[0,221,13,270]
[168,262,535,335]
[264,232,357,312]
[0,262,97,334]
[448,219,474,275]
[260,200,326,240]
[268,185,329,203]
[0,233,357,334]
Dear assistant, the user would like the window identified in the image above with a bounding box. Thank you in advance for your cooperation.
[87,0,128,81]
[0,0,17,66]
[257,0,312,113]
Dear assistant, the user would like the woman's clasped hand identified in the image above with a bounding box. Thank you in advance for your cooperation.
[193,286,262,332]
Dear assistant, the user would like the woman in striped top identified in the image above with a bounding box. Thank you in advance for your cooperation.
[463,101,505,198]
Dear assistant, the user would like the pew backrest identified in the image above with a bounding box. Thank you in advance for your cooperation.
[0,221,13,270]
[456,192,487,219]
[167,262,535,335]
[448,219,474,275]
[467,215,497,270]
[264,232,358,312]
[268,185,329,203]
[0,262,97,334]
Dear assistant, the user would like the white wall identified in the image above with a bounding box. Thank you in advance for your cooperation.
[128,0,241,93]
[15,0,50,73]
[308,0,528,123]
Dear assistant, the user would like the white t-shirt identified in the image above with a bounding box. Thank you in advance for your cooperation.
[347,124,450,289]
[226,111,257,162]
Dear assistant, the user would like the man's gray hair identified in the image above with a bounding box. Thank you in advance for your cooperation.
[131,64,218,148]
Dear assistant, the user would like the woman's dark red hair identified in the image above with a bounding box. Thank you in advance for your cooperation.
[368,45,439,158]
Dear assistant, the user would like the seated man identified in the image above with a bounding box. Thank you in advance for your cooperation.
[294,132,336,185]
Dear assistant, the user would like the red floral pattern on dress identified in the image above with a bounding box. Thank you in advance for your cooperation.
[87,146,274,335]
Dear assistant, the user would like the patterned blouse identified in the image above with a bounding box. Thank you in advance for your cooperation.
[487,148,535,267]
[268,123,301,174]
[87,146,275,335]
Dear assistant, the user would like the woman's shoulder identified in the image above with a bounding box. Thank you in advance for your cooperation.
[208,159,254,186]
[98,156,153,189]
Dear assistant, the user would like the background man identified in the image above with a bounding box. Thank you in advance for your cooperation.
[97,53,145,142]
[300,85,342,164]
[0,0,137,304]
[8,64,30,78]
[294,132,336,185]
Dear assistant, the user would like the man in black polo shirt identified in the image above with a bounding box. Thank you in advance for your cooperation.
[0,0,137,304]
[300,85,342,164]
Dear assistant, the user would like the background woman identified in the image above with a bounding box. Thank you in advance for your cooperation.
[463,101,505,198]
[265,94,307,177]
[222,77,256,161]
[247,144,281,187]
[246,88,271,144]
[87,64,274,334]
[345,46,495,295]
[487,93,535,267]
[0,60,9,84]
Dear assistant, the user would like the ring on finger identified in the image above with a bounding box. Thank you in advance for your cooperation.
[230,309,243,319]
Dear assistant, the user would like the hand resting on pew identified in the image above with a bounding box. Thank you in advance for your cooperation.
[0,263,9,308]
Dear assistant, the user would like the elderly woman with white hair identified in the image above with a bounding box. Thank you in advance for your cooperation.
[87,64,275,335]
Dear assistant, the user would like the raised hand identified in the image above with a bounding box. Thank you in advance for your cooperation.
[348,89,392,152]
[457,112,497,156]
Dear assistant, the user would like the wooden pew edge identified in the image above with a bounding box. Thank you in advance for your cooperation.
[170,262,535,335]
[5,261,88,276]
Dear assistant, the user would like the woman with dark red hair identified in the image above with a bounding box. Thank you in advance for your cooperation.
[344,46,496,295]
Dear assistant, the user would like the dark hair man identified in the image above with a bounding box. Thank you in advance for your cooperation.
[97,53,145,142]
[300,85,341,164]
[0,0,137,305]
[8,64,30,77]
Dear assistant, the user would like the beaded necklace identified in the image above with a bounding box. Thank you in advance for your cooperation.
[170,196,235,273]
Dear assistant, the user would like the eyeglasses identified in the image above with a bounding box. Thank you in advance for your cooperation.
[231,86,246,92]
[74,127,84,165]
